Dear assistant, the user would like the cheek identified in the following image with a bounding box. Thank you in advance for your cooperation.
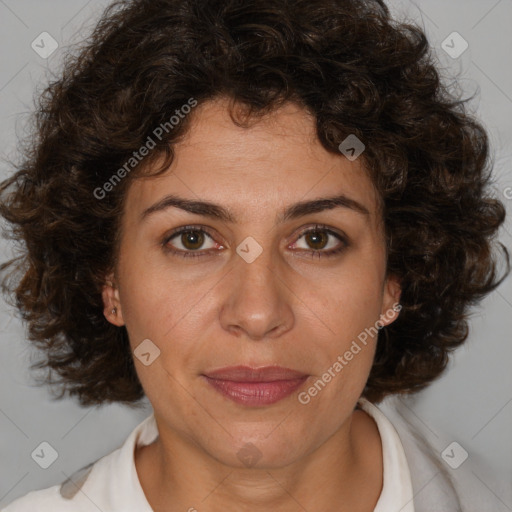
[117,258,214,375]
[117,237,180,326]
[301,258,384,333]
[300,325,378,416]
[296,258,385,383]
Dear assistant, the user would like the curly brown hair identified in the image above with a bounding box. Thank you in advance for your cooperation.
[0,0,509,407]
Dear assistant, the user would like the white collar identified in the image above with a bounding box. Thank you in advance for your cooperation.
[357,397,415,512]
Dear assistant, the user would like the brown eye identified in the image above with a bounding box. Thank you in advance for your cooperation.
[304,230,329,250]
[179,230,205,250]
[292,224,349,259]
[163,226,219,258]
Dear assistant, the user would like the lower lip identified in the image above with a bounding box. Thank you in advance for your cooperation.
[203,376,308,406]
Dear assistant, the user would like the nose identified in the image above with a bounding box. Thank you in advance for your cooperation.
[219,241,295,341]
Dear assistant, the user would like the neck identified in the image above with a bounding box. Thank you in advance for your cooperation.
[135,409,383,512]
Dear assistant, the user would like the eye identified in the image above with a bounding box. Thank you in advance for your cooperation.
[161,224,349,260]
[162,226,222,258]
[290,224,349,259]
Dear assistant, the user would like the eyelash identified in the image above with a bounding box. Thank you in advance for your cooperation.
[161,224,349,260]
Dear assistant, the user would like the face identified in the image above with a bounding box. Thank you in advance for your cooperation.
[102,97,401,469]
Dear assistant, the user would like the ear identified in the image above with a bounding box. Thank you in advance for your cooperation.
[101,272,125,327]
[378,273,402,328]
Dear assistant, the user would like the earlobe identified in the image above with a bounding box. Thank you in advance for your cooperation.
[379,274,402,328]
[101,273,125,326]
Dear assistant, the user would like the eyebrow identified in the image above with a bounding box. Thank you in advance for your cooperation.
[140,193,370,224]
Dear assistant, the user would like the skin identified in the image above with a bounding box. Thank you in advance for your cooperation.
[102,96,401,512]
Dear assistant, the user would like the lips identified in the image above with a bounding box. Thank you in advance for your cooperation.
[203,365,307,382]
[202,365,309,406]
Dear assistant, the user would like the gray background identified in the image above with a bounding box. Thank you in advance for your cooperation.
[0,0,511,509]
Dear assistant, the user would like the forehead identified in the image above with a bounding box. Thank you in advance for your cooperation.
[124,97,380,226]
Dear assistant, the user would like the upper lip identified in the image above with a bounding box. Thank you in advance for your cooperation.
[203,365,308,382]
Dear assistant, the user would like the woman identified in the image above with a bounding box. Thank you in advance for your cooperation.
[0,0,509,510]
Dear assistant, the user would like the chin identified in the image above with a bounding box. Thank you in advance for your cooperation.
[206,430,308,470]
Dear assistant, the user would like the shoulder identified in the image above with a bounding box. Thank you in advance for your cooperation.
[378,396,507,512]
[3,440,133,511]
[379,398,462,510]
[2,412,156,512]
[2,461,99,512]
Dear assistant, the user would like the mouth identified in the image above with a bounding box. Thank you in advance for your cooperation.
[201,365,309,407]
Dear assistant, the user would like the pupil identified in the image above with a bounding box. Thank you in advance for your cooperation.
[308,231,327,249]
[183,230,203,250]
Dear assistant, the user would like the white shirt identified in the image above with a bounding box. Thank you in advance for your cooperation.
[2,398,416,512]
